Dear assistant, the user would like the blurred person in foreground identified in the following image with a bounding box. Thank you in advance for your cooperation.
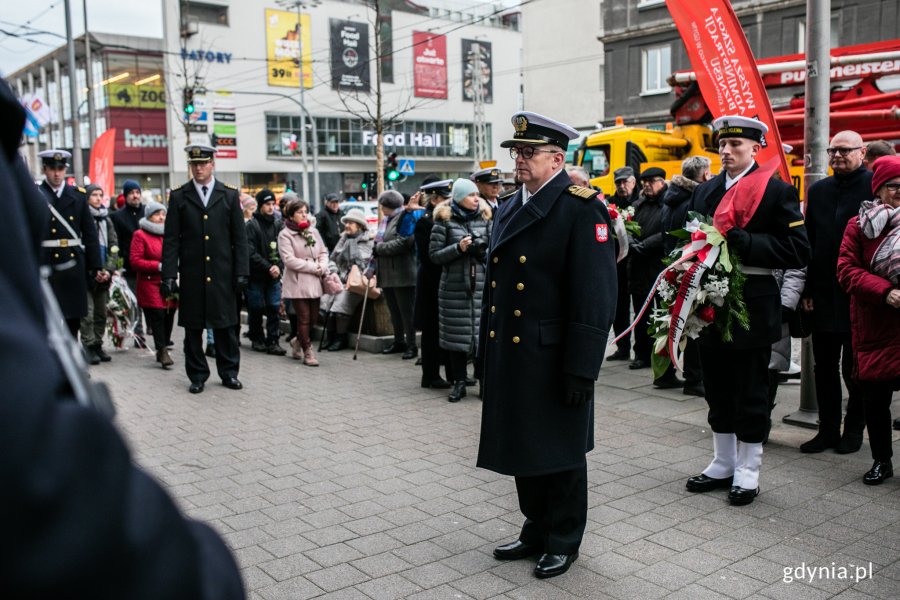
[836,155,900,485]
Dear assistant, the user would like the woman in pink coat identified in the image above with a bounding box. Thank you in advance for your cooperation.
[836,155,900,485]
[130,201,178,368]
[279,197,328,366]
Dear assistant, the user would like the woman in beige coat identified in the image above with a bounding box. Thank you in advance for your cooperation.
[279,198,328,365]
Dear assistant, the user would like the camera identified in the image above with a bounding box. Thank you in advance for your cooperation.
[469,232,489,260]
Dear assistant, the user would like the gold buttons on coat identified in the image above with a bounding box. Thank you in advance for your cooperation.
[491,280,496,288]
[514,310,522,317]
[204,235,210,240]
[51,228,57,234]
[519,256,526,263]
[516,283,524,291]
[69,216,74,221]
[512,336,521,344]
[206,277,212,283]
[54,253,59,258]
[489,330,495,338]
[492,256,498,264]
[203,215,209,220]
[491,306,496,313]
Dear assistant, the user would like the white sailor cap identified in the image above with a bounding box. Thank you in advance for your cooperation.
[420,178,453,198]
[500,111,579,148]
[38,149,72,167]
[184,144,217,162]
[471,167,503,183]
[712,115,769,142]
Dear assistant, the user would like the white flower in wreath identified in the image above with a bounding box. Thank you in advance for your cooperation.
[657,280,676,303]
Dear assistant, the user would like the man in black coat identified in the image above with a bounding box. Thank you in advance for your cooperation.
[0,79,244,600]
[477,112,617,579]
[315,192,343,252]
[111,179,146,338]
[162,145,249,394]
[685,116,810,506]
[245,188,285,356]
[37,149,101,339]
[799,131,871,454]
[626,167,668,372]
[607,166,640,361]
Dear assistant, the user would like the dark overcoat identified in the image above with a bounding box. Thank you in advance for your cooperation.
[413,207,442,329]
[688,165,810,349]
[39,181,101,319]
[162,179,249,329]
[476,171,617,477]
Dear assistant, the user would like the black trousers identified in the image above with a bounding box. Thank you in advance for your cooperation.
[682,338,703,385]
[630,286,654,362]
[383,286,417,347]
[613,261,631,353]
[812,331,864,435]
[447,350,469,383]
[144,307,176,352]
[420,319,449,381]
[860,380,896,462]
[515,464,587,555]
[183,326,240,383]
[699,344,771,443]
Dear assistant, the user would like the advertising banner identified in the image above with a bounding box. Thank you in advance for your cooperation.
[461,39,493,104]
[266,8,313,89]
[107,83,166,109]
[665,0,788,179]
[413,32,447,99]
[330,19,370,92]
[108,108,168,166]
[89,128,116,206]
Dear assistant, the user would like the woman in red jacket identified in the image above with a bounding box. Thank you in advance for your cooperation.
[837,155,900,485]
[130,201,178,368]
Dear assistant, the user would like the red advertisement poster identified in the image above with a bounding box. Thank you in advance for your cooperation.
[107,108,169,166]
[89,128,116,206]
[413,32,447,99]
[665,0,788,180]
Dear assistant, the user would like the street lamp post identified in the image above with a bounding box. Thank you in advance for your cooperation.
[276,0,321,207]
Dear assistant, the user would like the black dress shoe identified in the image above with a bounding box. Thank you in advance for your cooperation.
[421,378,452,389]
[205,344,216,358]
[382,342,407,354]
[493,540,542,561]
[653,375,684,389]
[534,552,578,579]
[800,432,840,453]
[835,429,864,454]
[267,343,287,356]
[402,347,418,360]
[728,486,760,505]
[629,359,650,370]
[863,461,893,485]
[683,382,705,397]
[94,346,112,362]
[189,382,205,394]
[686,473,733,492]
[222,377,243,390]
[448,381,467,403]
[606,348,630,361]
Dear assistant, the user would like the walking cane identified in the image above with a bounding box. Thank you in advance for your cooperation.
[352,285,370,361]
[318,309,332,352]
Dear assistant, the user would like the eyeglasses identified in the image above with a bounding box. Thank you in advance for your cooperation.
[509,146,561,160]
[826,146,862,156]
[882,182,900,193]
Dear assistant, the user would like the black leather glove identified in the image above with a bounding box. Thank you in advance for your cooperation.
[234,275,249,292]
[726,227,751,254]
[160,278,178,298]
[629,238,645,255]
[563,374,594,406]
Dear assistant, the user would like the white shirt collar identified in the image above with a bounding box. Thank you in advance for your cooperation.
[724,163,755,190]
[47,181,64,197]
[521,168,566,205]
[193,177,216,203]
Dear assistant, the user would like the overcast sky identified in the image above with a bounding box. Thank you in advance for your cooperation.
[0,0,164,76]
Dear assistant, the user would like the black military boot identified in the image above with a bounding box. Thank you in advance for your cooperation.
[94,345,112,362]
[448,381,467,403]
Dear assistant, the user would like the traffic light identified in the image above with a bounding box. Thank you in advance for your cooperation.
[361,172,376,190]
[183,87,195,116]
[385,152,400,182]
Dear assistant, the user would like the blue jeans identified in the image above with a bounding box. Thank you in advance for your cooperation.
[246,280,282,344]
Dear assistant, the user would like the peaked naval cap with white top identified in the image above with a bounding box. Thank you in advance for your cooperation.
[500,111,579,148]
[38,149,71,168]
[712,115,769,143]
[184,144,216,162]
[420,179,453,198]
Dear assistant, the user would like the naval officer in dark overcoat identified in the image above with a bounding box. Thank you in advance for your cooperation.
[684,116,809,505]
[477,112,617,579]
[37,149,101,338]
[162,145,249,394]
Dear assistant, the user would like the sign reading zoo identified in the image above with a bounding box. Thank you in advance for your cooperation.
[108,83,166,109]
[265,8,313,89]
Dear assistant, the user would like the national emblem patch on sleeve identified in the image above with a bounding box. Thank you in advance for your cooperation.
[595,223,608,243]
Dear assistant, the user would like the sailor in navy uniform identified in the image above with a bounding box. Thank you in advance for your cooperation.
[162,145,249,394]
[477,112,617,579]
[684,116,810,505]
[472,167,504,211]
[37,149,101,338]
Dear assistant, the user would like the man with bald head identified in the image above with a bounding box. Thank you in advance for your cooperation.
[799,131,871,454]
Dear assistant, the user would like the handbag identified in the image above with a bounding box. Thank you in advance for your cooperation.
[346,264,381,299]
[321,271,343,295]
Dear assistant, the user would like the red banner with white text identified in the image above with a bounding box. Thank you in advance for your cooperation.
[89,128,116,207]
[665,0,788,180]
[413,32,447,99]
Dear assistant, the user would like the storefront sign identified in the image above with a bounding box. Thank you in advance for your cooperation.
[108,108,168,166]
[330,19,370,92]
[266,8,313,88]
[361,130,442,147]
[413,32,447,99]
[180,48,233,64]
[108,83,166,109]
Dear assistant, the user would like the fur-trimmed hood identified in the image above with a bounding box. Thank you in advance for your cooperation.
[433,199,493,222]
[670,174,699,193]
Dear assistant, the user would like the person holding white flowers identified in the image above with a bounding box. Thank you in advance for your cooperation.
[245,189,286,356]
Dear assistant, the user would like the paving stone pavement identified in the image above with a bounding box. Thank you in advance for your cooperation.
[93,332,900,600]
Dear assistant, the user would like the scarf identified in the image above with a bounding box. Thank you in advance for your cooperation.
[860,200,900,285]
[858,200,900,239]
[139,217,165,236]
[285,218,315,246]
[450,201,481,222]
[90,205,110,248]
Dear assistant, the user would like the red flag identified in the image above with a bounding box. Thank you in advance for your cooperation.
[89,128,116,207]
[665,0,789,181]
[713,157,781,232]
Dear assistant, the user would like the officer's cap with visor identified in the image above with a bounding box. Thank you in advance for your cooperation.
[500,111,579,149]
[471,167,503,184]
[185,144,216,163]
[39,149,71,168]
[712,115,769,143]
[420,179,453,198]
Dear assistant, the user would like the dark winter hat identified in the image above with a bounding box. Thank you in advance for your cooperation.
[255,188,276,205]
[378,190,404,210]
[639,167,666,181]
[324,192,341,204]
[871,155,900,196]
[123,179,141,196]
[613,166,635,182]
[84,184,103,198]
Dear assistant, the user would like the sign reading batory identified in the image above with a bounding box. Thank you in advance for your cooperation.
[330,19,370,92]
[265,8,313,89]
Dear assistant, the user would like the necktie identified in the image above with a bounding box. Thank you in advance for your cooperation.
[202,185,208,206]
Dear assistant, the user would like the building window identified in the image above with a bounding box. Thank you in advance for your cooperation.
[641,44,671,95]
[637,0,666,8]
[797,16,840,53]
[184,2,228,26]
